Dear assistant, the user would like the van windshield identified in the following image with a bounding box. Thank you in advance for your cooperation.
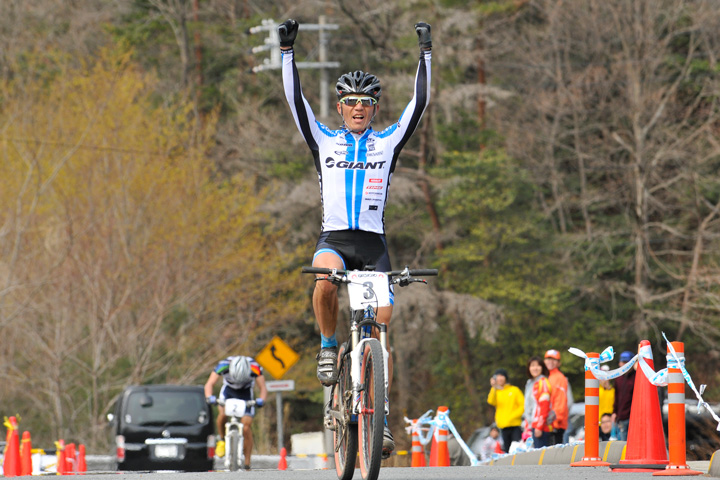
[125,390,207,426]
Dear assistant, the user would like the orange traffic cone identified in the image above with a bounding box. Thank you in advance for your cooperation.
[77,444,88,474]
[410,419,426,467]
[66,442,76,473]
[3,416,21,477]
[20,431,33,476]
[278,447,288,470]
[55,439,66,475]
[429,406,450,467]
[613,340,668,472]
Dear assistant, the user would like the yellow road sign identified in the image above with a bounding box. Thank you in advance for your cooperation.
[256,336,300,379]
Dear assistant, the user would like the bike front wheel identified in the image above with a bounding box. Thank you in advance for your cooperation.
[358,338,385,480]
[333,342,358,480]
[227,429,240,472]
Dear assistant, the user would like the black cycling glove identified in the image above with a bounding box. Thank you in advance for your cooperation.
[415,22,432,50]
[278,19,299,48]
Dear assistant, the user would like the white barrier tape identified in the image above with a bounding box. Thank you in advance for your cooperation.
[405,410,435,446]
[662,332,720,431]
[568,346,639,380]
[636,343,670,387]
[442,411,480,467]
[405,409,481,466]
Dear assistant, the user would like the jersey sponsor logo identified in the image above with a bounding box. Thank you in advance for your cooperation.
[367,151,385,157]
[336,143,352,147]
[325,157,387,170]
[369,205,378,210]
[369,178,383,183]
[366,185,383,189]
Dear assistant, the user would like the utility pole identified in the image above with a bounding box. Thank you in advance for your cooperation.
[249,16,340,120]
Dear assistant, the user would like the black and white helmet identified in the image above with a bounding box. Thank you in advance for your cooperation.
[336,70,382,100]
[228,356,251,385]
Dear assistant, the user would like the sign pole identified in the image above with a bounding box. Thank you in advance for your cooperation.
[276,391,283,454]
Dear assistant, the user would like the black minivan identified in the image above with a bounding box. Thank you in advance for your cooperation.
[108,384,215,471]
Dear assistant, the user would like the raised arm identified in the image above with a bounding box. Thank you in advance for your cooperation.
[279,19,322,153]
[388,23,433,167]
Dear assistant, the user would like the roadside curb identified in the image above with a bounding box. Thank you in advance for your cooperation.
[489,441,627,466]
[709,450,720,478]
[488,443,718,477]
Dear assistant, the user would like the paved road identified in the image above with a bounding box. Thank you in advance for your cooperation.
[51,463,714,480]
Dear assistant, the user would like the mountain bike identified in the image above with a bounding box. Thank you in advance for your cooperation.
[223,398,255,472]
[302,266,438,480]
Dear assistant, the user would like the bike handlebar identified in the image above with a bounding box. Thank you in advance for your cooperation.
[301,266,438,277]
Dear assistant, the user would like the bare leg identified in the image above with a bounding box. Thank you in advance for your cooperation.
[312,252,344,338]
[242,417,253,467]
[216,407,226,439]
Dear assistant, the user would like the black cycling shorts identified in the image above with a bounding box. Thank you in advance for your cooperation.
[314,229,392,272]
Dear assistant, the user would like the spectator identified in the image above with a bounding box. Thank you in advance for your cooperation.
[525,356,553,448]
[544,349,570,445]
[599,413,615,441]
[479,425,503,461]
[598,364,615,418]
[612,350,636,441]
[487,368,524,452]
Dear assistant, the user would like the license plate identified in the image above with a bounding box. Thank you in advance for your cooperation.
[154,444,179,458]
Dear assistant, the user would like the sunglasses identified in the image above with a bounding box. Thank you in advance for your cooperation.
[340,96,377,107]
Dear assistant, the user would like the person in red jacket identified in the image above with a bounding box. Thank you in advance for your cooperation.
[526,356,553,448]
[544,349,569,445]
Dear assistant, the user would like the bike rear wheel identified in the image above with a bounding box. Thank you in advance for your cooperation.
[358,338,385,480]
[227,429,240,472]
[333,343,358,480]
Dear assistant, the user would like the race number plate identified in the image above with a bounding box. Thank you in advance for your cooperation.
[224,399,247,417]
[347,272,390,310]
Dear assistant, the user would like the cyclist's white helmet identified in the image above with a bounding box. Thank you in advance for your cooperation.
[228,356,251,385]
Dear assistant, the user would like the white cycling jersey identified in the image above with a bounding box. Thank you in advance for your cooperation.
[282,49,432,234]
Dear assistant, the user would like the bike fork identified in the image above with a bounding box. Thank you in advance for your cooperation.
[350,339,390,416]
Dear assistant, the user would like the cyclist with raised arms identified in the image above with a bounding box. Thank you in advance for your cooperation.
[204,355,267,470]
[278,18,432,456]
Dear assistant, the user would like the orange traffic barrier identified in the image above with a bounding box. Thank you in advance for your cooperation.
[55,439,66,475]
[613,340,668,472]
[278,447,288,470]
[653,342,703,476]
[428,406,450,467]
[572,352,610,467]
[77,444,88,474]
[410,419,426,467]
[20,431,33,476]
[3,416,21,477]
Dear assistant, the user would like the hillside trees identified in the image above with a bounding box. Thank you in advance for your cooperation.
[0,48,304,448]
[483,0,720,378]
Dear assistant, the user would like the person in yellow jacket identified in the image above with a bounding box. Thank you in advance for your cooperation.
[598,364,615,418]
[487,368,525,452]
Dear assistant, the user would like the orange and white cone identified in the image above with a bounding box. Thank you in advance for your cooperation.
[572,352,610,467]
[429,406,450,467]
[410,419,426,467]
[653,342,703,477]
